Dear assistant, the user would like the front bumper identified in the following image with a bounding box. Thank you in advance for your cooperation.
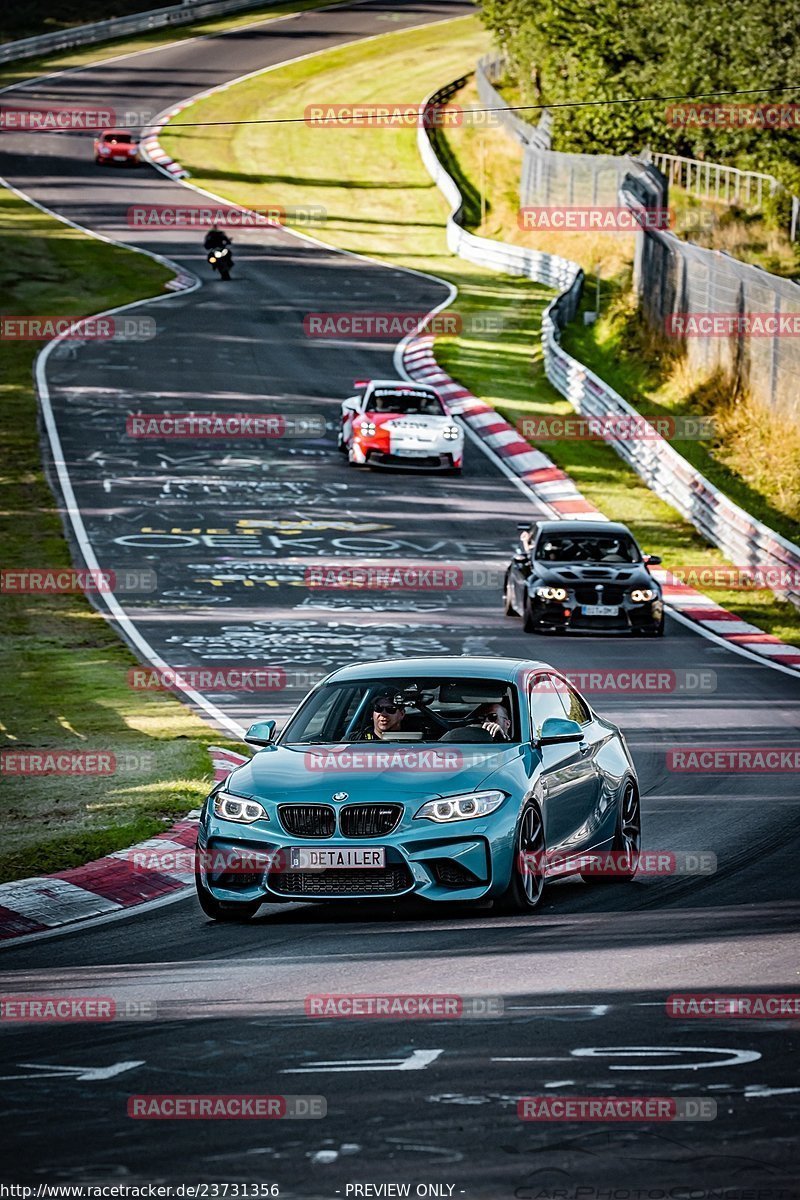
[526,593,663,633]
[349,436,462,471]
[197,808,512,904]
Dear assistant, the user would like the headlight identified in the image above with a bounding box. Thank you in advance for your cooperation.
[535,586,568,602]
[414,790,505,823]
[359,420,376,437]
[214,791,267,824]
[630,588,656,602]
[442,424,461,441]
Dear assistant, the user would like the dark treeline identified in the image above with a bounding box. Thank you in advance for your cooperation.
[479,0,800,207]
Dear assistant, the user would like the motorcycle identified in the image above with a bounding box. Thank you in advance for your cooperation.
[207,241,233,280]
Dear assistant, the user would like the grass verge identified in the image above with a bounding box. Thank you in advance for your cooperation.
[0,0,337,89]
[0,188,225,883]
[159,17,799,647]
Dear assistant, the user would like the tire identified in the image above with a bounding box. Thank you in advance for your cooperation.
[581,780,641,884]
[220,267,231,281]
[522,591,538,634]
[503,573,516,617]
[498,802,546,912]
[195,866,262,922]
[337,427,348,454]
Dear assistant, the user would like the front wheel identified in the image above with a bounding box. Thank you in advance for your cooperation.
[581,780,641,884]
[498,802,546,912]
[522,591,538,634]
[195,866,262,922]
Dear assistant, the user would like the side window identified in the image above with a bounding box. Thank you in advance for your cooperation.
[558,681,592,725]
[528,674,571,737]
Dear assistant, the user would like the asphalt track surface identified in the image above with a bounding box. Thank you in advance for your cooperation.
[1,2,799,1195]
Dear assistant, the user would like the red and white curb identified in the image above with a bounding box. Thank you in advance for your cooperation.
[141,101,193,179]
[404,334,602,519]
[0,746,249,942]
[402,333,800,672]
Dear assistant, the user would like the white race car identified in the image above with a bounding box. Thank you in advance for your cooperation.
[338,379,463,473]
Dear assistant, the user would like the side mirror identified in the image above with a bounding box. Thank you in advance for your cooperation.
[342,397,360,414]
[537,716,583,747]
[513,552,528,568]
[244,720,277,747]
[644,554,662,566]
[517,522,531,533]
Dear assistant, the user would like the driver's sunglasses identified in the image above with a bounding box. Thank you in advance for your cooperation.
[374,703,400,715]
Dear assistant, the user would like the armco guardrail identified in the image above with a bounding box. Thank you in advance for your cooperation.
[0,0,280,64]
[476,54,552,150]
[418,81,800,611]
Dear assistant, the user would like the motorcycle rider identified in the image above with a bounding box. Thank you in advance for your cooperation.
[204,225,232,254]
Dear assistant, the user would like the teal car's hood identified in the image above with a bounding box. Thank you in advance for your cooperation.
[224,742,527,803]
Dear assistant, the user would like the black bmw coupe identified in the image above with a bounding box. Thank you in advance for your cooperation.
[504,520,665,635]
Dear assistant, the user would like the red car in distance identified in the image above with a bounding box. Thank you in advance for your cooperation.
[93,129,140,166]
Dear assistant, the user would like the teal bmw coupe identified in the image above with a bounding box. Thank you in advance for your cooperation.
[195,656,641,919]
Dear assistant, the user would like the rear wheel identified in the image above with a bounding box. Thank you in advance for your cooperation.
[503,573,516,617]
[581,780,640,884]
[499,802,546,912]
[195,864,262,922]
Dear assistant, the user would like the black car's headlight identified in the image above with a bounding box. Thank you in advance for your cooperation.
[414,790,506,823]
[630,588,657,602]
[213,791,268,824]
[535,585,568,602]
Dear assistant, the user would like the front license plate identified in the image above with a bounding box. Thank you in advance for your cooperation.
[581,604,619,616]
[289,846,386,870]
[394,447,429,457]
[112,155,128,161]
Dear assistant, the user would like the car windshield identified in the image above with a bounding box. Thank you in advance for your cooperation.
[105,133,133,143]
[535,533,641,564]
[281,677,519,744]
[366,388,444,416]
